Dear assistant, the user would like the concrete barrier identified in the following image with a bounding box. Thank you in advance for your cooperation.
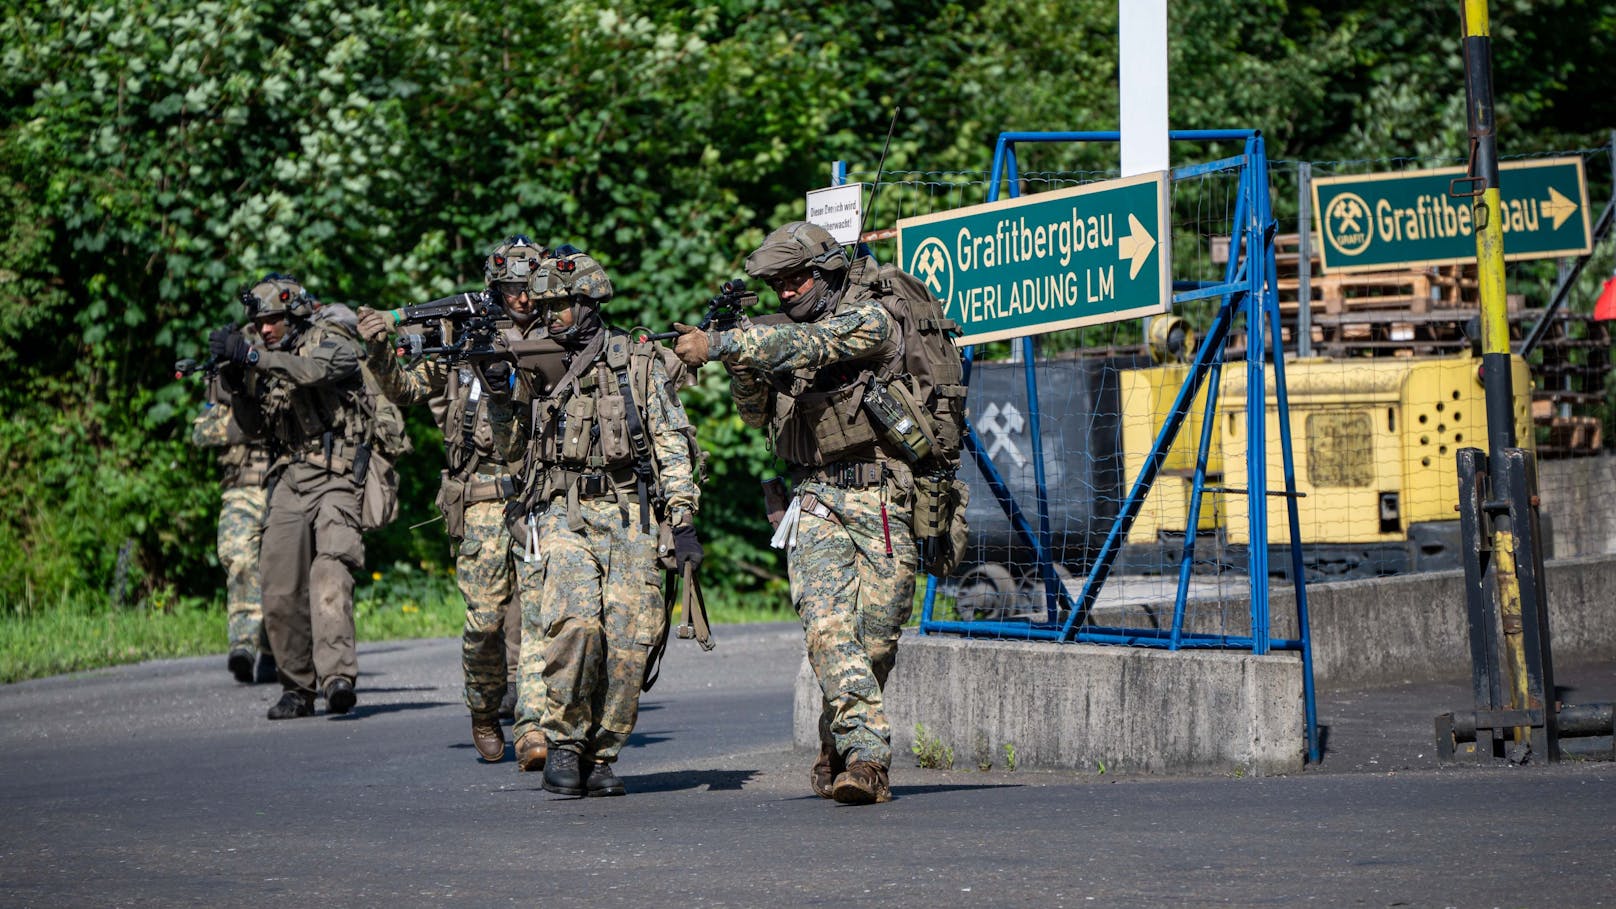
[792,553,1616,775]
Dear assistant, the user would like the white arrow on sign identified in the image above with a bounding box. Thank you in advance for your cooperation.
[1542,186,1579,231]
[1117,213,1157,279]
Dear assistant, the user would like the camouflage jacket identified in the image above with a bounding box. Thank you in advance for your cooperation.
[709,281,897,467]
[364,324,533,480]
[190,400,275,489]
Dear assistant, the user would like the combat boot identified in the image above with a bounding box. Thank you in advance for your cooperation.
[515,733,548,772]
[586,760,626,797]
[227,648,255,684]
[810,742,844,799]
[324,677,357,715]
[472,716,505,762]
[267,690,315,720]
[831,760,892,805]
[541,747,585,796]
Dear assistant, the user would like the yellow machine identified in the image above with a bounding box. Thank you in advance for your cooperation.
[1120,353,1535,577]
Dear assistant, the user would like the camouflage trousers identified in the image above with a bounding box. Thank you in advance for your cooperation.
[512,524,547,748]
[456,498,521,719]
[260,464,364,697]
[788,480,917,769]
[218,486,268,657]
[533,499,665,762]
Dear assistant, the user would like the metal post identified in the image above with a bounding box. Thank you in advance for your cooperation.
[1297,162,1314,357]
[1460,0,1550,758]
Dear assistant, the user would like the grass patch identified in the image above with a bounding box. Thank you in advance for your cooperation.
[1,561,801,684]
[0,599,219,684]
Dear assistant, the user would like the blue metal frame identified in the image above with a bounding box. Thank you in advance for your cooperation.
[907,130,1319,762]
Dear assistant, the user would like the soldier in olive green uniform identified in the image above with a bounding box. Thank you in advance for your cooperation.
[675,221,914,805]
[214,274,377,720]
[512,250,703,797]
[356,236,550,763]
[190,338,277,685]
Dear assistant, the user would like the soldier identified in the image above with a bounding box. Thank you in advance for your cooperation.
[674,221,914,805]
[212,273,377,720]
[190,323,276,685]
[355,236,546,763]
[513,249,703,797]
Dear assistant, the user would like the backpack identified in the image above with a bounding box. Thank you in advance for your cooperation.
[862,261,970,577]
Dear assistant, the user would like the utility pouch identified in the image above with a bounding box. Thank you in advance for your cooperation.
[359,447,399,532]
[761,476,790,529]
[434,470,469,540]
[656,520,678,572]
[912,473,969,577]
[560,395,595,462]
[863,376,934,464]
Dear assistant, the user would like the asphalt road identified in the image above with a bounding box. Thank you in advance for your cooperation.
[2,623,1613,908]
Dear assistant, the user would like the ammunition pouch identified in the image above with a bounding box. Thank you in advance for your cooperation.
[774,378,879,466]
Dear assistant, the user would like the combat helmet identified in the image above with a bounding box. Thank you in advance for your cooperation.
[528,249,613,348]
[744,221,849,322]
[242,273,316,321]
[484,235,547,293]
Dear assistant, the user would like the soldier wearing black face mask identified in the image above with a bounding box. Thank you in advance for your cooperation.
[510,249,703,797]
[355,236,554,763]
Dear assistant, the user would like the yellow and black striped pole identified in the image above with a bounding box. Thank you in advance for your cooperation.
[1462,0,1514,450]
[1461,0,1531,744]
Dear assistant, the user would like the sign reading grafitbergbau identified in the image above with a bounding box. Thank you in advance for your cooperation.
[1312,157,1591,274]
[805,183,864,245]
[897,172,1171,347]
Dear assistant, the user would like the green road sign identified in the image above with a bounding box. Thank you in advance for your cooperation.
[897,172,1171,346]
[1312,157,1591,274]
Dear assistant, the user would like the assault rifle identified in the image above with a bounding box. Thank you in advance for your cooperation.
[387,291,508,363]
[175,323,238,379]
[640,278,756,342]
[174,355,220,379]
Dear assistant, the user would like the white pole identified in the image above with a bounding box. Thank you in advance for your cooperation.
[1119,0,1169,177]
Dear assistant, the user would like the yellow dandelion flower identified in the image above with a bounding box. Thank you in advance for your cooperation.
[371,571,382,582]
[402,603,419,614]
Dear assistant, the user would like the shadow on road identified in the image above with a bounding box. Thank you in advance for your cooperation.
[622,768,761,794]
[889,783,1021,798]
[327,700,453,720]
[623,730,672,750]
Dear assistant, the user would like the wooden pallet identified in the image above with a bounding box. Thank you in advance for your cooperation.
[1541,416,1604,454]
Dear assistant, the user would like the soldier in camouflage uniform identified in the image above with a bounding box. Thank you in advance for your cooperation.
[214,274,377,720]
[512,249,703,797]
[190,326,277,685]
[355,236,551,763]
[675,221,914,805]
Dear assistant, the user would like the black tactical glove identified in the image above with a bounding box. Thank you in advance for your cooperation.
[672,523,704,570]
[209,328,255,365]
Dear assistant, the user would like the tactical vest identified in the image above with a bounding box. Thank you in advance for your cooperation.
[258,317,374,474]
[441,362,508,479]
[766,263,901,469]
[528,332,660,506]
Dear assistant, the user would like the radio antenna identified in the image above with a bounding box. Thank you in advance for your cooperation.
[854,104,901,252]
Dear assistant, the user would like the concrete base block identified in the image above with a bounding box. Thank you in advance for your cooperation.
[795,637,1304,776]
